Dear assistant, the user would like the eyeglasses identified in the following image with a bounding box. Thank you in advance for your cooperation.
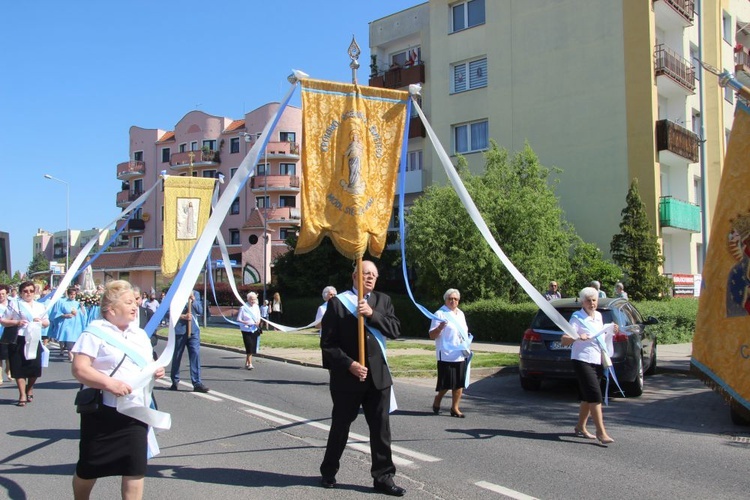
[447,297,460,301]
[22,289,35,294]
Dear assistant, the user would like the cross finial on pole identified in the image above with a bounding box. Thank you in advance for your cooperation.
[348,36,361,85]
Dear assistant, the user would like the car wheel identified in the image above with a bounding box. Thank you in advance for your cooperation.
[621,354,644,397]
[520,375,542,391]
[644,340,657,376]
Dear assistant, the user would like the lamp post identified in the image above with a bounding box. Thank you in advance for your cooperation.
[44,174,70,271]
[243,132,269,303]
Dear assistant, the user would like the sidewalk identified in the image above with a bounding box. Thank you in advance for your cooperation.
[251,337,694,376]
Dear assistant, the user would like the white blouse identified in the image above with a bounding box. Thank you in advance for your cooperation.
[429,306,469,362]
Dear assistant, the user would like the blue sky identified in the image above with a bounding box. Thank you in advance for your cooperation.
[0,0,421,275]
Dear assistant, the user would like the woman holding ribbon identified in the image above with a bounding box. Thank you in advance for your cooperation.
[428,288,471,418]
[237,291,262,370]
[1,281,49,406]
[561,287,617,445]
[70,280,165,499]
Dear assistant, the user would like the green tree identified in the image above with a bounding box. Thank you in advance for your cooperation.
[28,252,49,276]
[610,178,671,300]
[568,239,623,296]
[0,271,9,284]
[405,141,575,303]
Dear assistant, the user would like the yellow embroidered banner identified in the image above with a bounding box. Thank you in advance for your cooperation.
[161,176,215,277]
[693,101,750,416]
[297,78,408,259]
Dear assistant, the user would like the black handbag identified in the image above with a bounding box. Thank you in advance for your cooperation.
[0,325,19,344]
[74,354,127,414]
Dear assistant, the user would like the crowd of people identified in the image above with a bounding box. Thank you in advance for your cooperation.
[0,264,631,499]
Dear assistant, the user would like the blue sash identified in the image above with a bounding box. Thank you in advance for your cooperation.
[85,325,148,368]
[338,291,397,413]
[570,311,624,404]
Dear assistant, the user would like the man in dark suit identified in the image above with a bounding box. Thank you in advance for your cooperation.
[133,286,157,360]
[319,260,405,496]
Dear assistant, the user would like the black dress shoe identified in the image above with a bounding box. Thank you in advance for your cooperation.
[373,480,406,497]
[193,384,210,393]
[169,383,179,391]
[320,476,336,489]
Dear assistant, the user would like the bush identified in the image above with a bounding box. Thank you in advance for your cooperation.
[461,299,538,342]
[634,298,698,344]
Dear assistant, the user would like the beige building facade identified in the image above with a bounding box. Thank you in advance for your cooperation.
[370,0,750,277]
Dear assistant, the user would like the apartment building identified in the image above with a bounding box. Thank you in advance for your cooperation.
[95,103,302,294]
[369,0,750,277]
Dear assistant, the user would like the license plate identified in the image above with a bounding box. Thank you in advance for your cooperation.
[549,341,572,350]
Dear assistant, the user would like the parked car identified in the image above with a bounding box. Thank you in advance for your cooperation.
[519,297,659,397]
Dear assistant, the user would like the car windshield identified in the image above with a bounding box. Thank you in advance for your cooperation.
[532,308,614,331]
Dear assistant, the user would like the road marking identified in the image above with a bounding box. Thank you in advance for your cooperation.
[475,481,539,499]
[157,380,222,401]
[170,383,441,465]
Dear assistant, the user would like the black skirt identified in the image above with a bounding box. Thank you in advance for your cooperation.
[241,330,260,355]
[76,404,148,479]
[435,360,467,391]
[8,336,42,379]
[0,343,9,361]
[572,359,604,403]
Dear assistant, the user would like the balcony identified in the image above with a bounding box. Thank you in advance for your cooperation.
[369,63,425,90]
[125,218,145,232]
[408,116,425,139]
[170,149,220,170]
[116,160,146,179]
[735,49,750,88]
[653,0,694,28]
[656,119,699,163]
[654,44,695,95]
[265,141,300,160]
[260,206,301,222]
[116,190,144,207]
[659,196,701,233]
[250,175,300,192]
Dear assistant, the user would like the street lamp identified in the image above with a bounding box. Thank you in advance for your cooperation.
[44,174,70,271]
[244,132,269,303]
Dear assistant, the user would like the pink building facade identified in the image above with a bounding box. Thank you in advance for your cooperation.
[98,103,302,296]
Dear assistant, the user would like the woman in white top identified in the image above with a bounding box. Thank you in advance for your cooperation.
[237,292,262,370]
[561,287,618,445]
[313,286,337,334]
[1,280,50,406]
[71,280,165,499]
[428,288,470,418]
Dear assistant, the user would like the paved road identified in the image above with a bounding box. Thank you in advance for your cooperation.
[0,341,746,500]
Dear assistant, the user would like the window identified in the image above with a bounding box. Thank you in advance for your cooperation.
[452,57,487,93]
[407,150,423,171]
[132,236,143,249]
[257,163,269,176]
[723,11,732,43]
[279,227,296,240]
[203,139,216,151]
[179,143,187,153]
[161,205,164,221]
[280,163,296,175]
[161,147,171,163]
[454,119,489,153]
[451,0,485,33]
[230,137,240,154]
[230,167,238,178]
[133,151,143,161]
[256,196,270,208]
[693,176,702,208]
[279,196,296,208]
[691,109,701,136]
[690,44,699,81]
[724,75,734,103]
[392,47,421,67]
[202,169,217,178]
[190,141,198,151]
[134,207,143,219]
[230,229,240,245]
[231,197,240,215]
[133,179,143,194]
[279,131,296,143]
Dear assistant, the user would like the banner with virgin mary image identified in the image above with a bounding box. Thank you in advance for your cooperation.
[297,78,409,259]
[161,176,215,277]
[692,101,750,419]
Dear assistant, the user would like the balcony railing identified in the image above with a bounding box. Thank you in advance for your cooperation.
[250,175,300,190]
[659,196,701,232]
[259,206,301,221]
[408,116,426,139]
[653,0,695,25]
[117,190,144,205]
[126,218,146,232]
[369,63,426,89]
[655,119,699,162]
[116,160,146,178]
[654,44,695,92]
[170,150,220,168]
[735,49,750,87]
